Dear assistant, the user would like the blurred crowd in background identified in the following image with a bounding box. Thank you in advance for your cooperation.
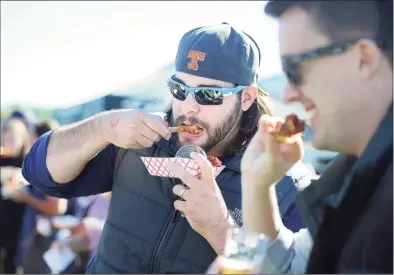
[0,111,111,273]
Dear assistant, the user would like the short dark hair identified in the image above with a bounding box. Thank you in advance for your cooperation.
[265,0,393,66]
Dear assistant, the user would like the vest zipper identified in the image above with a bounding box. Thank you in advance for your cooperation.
[168,212,188,259]
[172,208,180,221]
[149,209,179,273]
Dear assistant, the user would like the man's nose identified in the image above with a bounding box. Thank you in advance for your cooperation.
[283,83,302,104]
[181,93,200,115]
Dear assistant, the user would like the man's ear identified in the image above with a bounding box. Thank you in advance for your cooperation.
[241,85,258,111]
[357,39,382,80]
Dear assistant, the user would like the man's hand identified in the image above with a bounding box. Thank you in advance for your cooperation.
[82,216,105,231]
[167,152,230,254]
[36,216,53,237]
[101,109,172,149]
[9,189,28,203]
[241,115,305,187]
[70,222,88,236]
[4,175,28,203]
[50,240,67,250]
[0,167,21,183]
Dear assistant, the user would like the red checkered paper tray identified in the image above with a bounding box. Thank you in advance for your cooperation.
[141,157,225,178]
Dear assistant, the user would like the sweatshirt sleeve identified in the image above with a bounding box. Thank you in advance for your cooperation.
[259,226,313,274]
[22,131,118,199]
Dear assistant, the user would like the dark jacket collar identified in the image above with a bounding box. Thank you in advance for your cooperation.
[155,136,243,172]
[297,104,393,237]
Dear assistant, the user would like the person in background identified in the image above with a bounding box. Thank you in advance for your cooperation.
[53,192,111,272]
[53,194,101,274]
[0,118,30,164]
[9,110,38,130]
[0,118,31,274]
[9,110,38,145]
[7,119,67,274]
[9,110,29,125]
[30,120,60,141]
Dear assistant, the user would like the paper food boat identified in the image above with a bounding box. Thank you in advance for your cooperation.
[141,157,225,178]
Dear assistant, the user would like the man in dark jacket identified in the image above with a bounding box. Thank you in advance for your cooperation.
[208,1,392,274]
[21,23,311,274]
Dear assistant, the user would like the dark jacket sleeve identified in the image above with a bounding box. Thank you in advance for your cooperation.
[281,203,305,232]
[22,131,119,199]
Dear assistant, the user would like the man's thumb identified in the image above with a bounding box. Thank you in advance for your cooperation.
[259,115,280,154]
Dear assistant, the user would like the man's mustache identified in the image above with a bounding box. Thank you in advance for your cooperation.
[173,115,210,130]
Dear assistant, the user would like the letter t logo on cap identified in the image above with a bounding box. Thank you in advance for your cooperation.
[187,50,206,71]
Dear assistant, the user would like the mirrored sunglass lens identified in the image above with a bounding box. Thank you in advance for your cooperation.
[195,89,223,105]
[168,82,186,100]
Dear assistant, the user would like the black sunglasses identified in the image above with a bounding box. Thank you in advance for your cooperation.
[281,37,384,85]
[167,75,246,105]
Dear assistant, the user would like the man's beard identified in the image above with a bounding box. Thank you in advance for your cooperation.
[171,99,242,153]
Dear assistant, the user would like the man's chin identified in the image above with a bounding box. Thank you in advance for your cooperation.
[178,135,206,149]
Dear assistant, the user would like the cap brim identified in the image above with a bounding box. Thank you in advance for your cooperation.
[258,86,269,96]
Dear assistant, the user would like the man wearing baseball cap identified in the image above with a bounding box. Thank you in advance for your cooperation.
[22,23,311,273]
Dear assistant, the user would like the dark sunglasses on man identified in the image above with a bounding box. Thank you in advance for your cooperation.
[167,75,247,105]
[281,37,386,85]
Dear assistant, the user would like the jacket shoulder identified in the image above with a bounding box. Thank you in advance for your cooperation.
[338,162,393,273]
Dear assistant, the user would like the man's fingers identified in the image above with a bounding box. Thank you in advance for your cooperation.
[167,161,196,188]
[139,124,161,143]
[174,200,186,212]
[259,114,284,134]
[279,134,304,161]
[258,115,282,154]
[190,152,215,183]
[259,114,279,128]
[173,184,190,200]
[243,115,277,156]
[250,114,279,150]
[133,133,154,148]
[265,130,281,155]
[141,113,171,140]
[259,115,304,160]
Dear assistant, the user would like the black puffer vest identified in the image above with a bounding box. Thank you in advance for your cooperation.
[86,138,309,274]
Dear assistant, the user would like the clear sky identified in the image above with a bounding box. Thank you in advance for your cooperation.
[1,1,281,108]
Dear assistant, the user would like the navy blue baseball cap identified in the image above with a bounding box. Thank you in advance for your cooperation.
[175,22,269,95]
